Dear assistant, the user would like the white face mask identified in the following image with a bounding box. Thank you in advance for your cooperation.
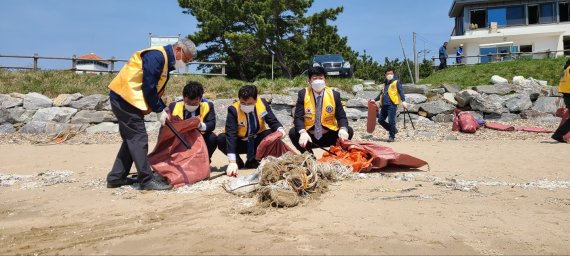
[386,75,394,81]
[175,60,186,69]
[311,79,326,92]
[185,104,199,112]
[240,104,255,113]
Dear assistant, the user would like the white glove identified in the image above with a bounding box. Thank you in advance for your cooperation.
[277,128,286,139]
[199,122,207,132]
[226,163,238,177]
[299,130,312,148]
[158,109,169,126]
[402,102,410,110]
[338,127,349,141]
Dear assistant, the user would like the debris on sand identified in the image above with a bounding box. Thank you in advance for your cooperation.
[1,170,76,189]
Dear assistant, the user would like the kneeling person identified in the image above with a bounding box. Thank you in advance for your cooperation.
[168,81,217,161]
[217,85,286,176]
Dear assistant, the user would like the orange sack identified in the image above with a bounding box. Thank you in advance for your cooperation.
[148,118,210,187]
[319,140,428,173]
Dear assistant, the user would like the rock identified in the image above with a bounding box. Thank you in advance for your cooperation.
[0,94,23,109]
[286,87,303,96]
[71,110,116,124]
[69,94,106,110]
[445,135,458,140]
[145,121,161,132]
[430,88,446,95]
[0,108,7,123]
[346,98,369,108]
[497,113,521,122]
[512,76,526,85]
[470,94,505,114]
[273,110,293,125]
[363,80,375,86]
[504,94,532,113]
[536,80,548,86]
[441,84,461,93]
[53,93,82,107]
[431,113,455,123]
[537,115,561,123]
[85,122,119,134]
[100,97,112,111]
[418,100,455,117]
[550,86,561,97]
[404,94,427,104]
[352,84,364,93]
[402,84,428,94]
[513,78,548,98]
[144,112,158,122]
[332,88,353,100]
[9,93,25,99]
[23,92,53,110]
[472,84,514,95]
[31,107,78,123]
[6,107,36,124]
[270,95,295,106]
[344,108,366,121]
[20,121,79,135]
[532,97,560,114]
[0,123,16,134]
[491,75,508,84]
[213,99,236,128]
[442,93,458,105]
[355,91,380,100]
[455,89,479,107]
[521,109,552,119]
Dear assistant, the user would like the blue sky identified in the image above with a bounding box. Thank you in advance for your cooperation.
[0,0,453,71]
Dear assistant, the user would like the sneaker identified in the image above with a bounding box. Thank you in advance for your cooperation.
[140,179,172,191]
[107,177,137,188]
[551,134,565,143]
[244,160,260,169]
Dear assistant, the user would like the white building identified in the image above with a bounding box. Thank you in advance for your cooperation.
[448,0,570,64]
[75,53,109,74]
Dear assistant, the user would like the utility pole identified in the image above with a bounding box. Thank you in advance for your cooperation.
[413,32,419,83]
[399,36,415,84]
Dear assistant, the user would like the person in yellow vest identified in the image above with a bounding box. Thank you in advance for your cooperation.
[373,67,409,142]
[106,38,196,190]
[217,85,286,176]
[552,59,570,142]
[168,81,217,160]
[288,66,353,153]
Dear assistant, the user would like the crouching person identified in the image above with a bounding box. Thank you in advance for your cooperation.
[168,81,217,161]
[289,66,353,153]
[217,85,286,176]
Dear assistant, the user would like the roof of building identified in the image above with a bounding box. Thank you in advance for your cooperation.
[78,53,110,64]
[449,0,511,17]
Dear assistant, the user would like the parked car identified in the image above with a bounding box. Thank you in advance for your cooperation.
[311,54,353,78]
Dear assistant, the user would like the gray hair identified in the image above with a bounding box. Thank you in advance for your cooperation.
[173,38,197,58]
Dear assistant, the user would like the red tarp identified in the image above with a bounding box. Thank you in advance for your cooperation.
[319,140,428,173]
[484,122,515,131]
[148,118,210,187]
[452,109,479,133]
[255,131,296,160]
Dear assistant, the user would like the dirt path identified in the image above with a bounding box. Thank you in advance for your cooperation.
[1,140,569,255]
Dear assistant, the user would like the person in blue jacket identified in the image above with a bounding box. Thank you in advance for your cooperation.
[373,67,409,142]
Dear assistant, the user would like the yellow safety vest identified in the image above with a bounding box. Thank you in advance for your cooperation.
[558,66,570,94]
[171,101,210,122]
[108,46,169,114]
[379,80,402,105]
[303,87,339,131]
[233,98,268,139]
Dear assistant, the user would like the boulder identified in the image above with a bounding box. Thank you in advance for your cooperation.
[352,84,364,93]
[504,94,532,113]
[441,84,461,93]
[0,108,8,123]
[270,95,295,106]
[0,94,23,109]
[497,113,521,122]
[431,113,455,123]
[6,107,36,124]
[20,121,81,135]
[99,97,112,111]
[144,112,157,122]
[455,89,479,107]
[53,93,82,107]
[213,99,236,128]
[430,88,446,95]
[470,94,505,114]
[31,107,77,123]
[537,115,561,123]
[532,97,560,114]
[273,110,293,125]
[404,94,427,104]
[418,100,455,117]
[332,88,354,100]
[85,122,119,134]
[513,78,548,98]
[521,109,552,119]
[344,108,366,121]
[442,93,458,105]
[355,91,380,100]
[472,84,514,95]
[0,123,16,134]
[145,122,162,132]
[362,80,375,86]
[402,84,428,94]
[463,111,484,121]
[71,110,116,124]
[9,93,25,99]
[512,76,526,85]
[346,98,369,108]
[23,93,53,110]
[69,94,106,110]
[286,87,303,96]
[550,86,561,97]
[491,75,508,84]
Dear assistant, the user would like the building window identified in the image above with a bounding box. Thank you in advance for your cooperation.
[560,2,569,22]
[470,9,486,29]
[539,3,555,24]
[529,5,539,24]
[520,45,533,53]
[488,8,507,26]
[506,6,525,25]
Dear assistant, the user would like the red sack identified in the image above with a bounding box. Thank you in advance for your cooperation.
[452,109,479,133]
[484,122,515,131]
[255,131,296,160]
[148,118,210,187]
[367,100,378,133]
[320,140,428,173]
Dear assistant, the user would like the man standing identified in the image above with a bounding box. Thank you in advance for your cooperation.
[552,59,570,142]
[107,38,196,190]
[168,81,217,161]
[374,67,409,142]
[456,44,464,64]
[439,42,449,69]
[289,66,353,153]
[217,85,286,176]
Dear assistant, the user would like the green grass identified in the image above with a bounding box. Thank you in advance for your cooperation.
[0,70,362,99]
[420,57,568,88]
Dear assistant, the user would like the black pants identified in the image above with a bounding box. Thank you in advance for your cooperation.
[378,104,397,139]
[216,129,272,163]
[202,132,218,160]
[553,93,570,140]
[288,127,354,153]
[107,96,153,184]
[439,57,447,69]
